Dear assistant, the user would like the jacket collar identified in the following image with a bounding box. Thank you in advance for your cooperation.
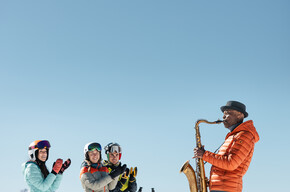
[225,120,260,143]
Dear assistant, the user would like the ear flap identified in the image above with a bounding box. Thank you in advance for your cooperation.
[119,153,122,160]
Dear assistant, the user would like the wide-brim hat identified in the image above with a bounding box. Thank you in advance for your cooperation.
[220,101,248,118]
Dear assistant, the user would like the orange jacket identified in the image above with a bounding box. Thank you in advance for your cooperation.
[203,120,259,192]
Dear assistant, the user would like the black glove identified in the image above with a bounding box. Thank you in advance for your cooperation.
[103,160,110,167]
[119,168,130,184]
[106,164,114,171]
[109,163,127,179]
[59,158,71,174]
[129,167,137,182]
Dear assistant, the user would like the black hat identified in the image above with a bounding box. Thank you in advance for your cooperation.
[220,101,248,118]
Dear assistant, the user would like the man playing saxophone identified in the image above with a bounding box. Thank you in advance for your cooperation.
[194,101,259,192]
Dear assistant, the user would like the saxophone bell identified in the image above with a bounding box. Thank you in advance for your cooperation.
[180,119,222,192]
[180,160,198,192]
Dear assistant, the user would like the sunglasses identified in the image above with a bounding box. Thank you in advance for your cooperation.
[29,140,51,150]
[88,143,102,152]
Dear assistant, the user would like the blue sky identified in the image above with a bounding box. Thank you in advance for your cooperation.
[0,0,289,191]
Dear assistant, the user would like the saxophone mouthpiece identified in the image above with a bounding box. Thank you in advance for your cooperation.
[216,120,224,124]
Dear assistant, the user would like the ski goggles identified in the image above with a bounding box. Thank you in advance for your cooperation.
[29,140,51,150]
[88,143,102,152]
[109,145,122,153]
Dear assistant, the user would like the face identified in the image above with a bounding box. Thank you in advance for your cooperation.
[223,109,244,128]
[37,148,48,162]
[109,152,120,165]
[88,150,100,164]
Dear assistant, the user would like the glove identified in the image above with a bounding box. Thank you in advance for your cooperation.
[109,163,127,179]
[51,159,63,175]
[129,167,137,182]
[59,158,71,174]
[119,168,130,184]
[103,160,110,167]
[106,164,114,171]
[124,167,130,178]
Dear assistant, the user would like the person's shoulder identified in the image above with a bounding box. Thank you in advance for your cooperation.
[233,129,256,144]
[80,166,90,180]
[22,161,36,175]
[23,161,41,177]
[80,166,89,174]
[26,160,37,164]
[24,161,38,168]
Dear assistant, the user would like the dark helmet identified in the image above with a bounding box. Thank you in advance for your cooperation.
[104,142,122,160]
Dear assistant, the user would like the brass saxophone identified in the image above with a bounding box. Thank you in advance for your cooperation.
[180,119,223,192]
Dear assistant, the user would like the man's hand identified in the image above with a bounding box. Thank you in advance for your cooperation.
[193,146,205,159]
[109,163,127,179]
[129,167,137,182]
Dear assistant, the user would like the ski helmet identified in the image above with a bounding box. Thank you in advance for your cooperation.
[104,142,122,160]
[28,140,51,161]
[84,142,102,160]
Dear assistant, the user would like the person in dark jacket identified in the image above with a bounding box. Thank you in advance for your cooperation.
[103,143,137,192]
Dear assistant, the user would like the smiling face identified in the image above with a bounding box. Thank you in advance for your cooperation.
[37,148,48,162]
[223,109,244,128]
[88,150,100,164]
[109,152,120,165]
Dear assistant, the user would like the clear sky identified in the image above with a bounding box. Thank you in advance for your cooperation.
[0,0,289,191]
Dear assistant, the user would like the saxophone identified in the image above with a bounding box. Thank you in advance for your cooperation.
[180,119,223,192]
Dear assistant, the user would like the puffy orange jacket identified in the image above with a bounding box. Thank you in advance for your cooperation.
[203,120,259,192]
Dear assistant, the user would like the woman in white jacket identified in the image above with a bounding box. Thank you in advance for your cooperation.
[80,142,126,192]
